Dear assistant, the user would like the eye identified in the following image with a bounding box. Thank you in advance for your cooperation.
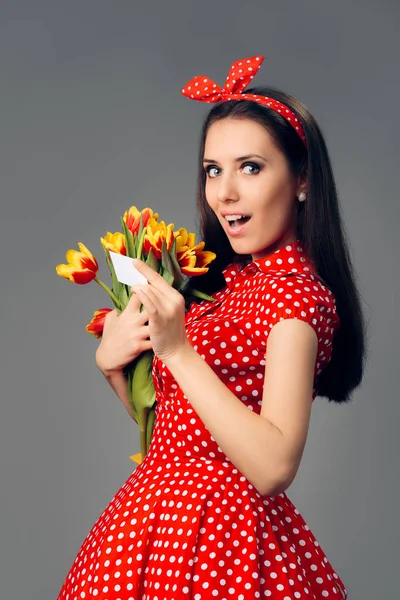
[204,162,261,178]
[204,165,220,178]
[242,162,261,175]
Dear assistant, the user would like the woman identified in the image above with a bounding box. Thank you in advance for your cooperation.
[57,55,366,599]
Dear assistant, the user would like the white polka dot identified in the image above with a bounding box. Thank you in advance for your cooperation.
[57,238,342,600]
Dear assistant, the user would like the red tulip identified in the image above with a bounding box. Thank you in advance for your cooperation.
[86,308,112,338]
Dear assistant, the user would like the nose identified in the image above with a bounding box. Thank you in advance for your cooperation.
[216,173,239,203]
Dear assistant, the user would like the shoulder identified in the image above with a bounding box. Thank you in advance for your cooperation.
[253,271,340,373]
[261,270,340,328]
[260,271,340,399]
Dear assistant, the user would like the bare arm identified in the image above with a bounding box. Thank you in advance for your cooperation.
[163,318,317,497]
[99,366,138,423]
[93,292,152,425]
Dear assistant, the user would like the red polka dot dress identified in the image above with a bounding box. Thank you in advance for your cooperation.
[57,240,347,600]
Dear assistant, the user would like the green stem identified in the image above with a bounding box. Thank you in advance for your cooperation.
[140,407,149,460]
[140,425,146,461]
[188,287,216,302]
[94,277,122,308]
[137,226,147,262]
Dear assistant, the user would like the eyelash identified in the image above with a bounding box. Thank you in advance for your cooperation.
[204,162,261,178]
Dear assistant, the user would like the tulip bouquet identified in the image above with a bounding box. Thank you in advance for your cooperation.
[56,206,217,464]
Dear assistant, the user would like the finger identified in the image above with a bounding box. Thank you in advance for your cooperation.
[138,323,151,339]
[125,288,145,312]
[104,308,117,322]
[132,259,170,297]
[137,307,150,324]
[131,285,159,313]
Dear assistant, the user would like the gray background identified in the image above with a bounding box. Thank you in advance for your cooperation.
[1,1,398,598]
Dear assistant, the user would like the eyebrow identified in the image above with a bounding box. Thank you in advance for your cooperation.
[202,154,267,164]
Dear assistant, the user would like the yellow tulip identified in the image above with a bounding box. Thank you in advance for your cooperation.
[173,228,216,276]
[55,242,98,284]
[123,206,159,235]
[143,217,176,259]
[100,231,126,255]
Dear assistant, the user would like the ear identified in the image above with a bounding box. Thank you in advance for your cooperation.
[295,170,308,198]
[296,179,308,198]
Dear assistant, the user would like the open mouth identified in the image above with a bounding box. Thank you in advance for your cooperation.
[226,216,251,228]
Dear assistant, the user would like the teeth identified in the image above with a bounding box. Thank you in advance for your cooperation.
[225,215,248,222]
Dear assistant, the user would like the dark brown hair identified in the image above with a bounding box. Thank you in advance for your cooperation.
[190,86,368,404]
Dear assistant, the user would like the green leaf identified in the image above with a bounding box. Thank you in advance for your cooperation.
[187,286,217,303]
[121,218,135,258]
[129,350,156,409]
[102,246,122,299]
[145,246,159,272]
[119,284,130,309]
[137,212,144,240]
[125,369,138,422]
[127,350,157,459]
[132,231,138,256]
[137,219,146,260]
[169,237,185,290]
[160,239,175,286]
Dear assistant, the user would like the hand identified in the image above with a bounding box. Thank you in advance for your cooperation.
[95,290,153,374]
[130,258,190,362]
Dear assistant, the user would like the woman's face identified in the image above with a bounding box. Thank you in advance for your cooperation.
[203,117,306,260]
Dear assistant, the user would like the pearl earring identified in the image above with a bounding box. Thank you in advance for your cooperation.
[298,192,307,202]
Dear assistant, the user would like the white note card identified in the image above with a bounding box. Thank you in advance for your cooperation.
[109,251,148,287]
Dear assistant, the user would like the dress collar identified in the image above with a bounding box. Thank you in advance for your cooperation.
[222,239,316,289]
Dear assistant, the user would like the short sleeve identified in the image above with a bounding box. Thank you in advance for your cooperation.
[262,273,340,380]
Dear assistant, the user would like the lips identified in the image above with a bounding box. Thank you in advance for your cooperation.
[221,213,251,219]
[223,216,251,236]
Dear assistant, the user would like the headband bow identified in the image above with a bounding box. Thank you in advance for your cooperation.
[181,55,307,148]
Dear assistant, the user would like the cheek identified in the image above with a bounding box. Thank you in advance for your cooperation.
[204,181,216,206]
[257,171,293,202]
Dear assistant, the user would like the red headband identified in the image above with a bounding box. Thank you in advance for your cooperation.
[181,55,307,148]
